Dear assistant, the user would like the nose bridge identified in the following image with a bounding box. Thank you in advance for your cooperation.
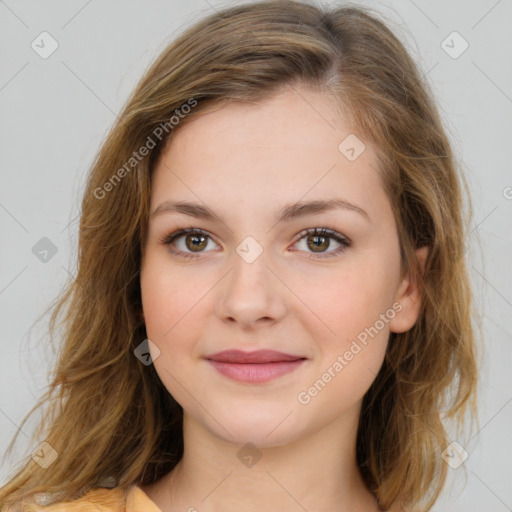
[216,236,286,325]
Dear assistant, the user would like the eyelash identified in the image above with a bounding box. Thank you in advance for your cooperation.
[160,227,351,260]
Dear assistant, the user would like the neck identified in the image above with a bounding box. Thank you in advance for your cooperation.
[147,400,380,512]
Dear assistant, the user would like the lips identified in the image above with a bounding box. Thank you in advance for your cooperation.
[204,349,307,383]
[205,349,305,364]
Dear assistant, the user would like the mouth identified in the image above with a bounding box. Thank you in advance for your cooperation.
[204,349,307,383]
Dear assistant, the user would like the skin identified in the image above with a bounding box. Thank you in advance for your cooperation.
[139,85,427,512]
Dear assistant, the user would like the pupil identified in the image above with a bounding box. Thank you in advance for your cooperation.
[309,235,328,252]
[188,235,206,251]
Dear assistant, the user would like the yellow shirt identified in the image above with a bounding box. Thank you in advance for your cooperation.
[33,484,162,512]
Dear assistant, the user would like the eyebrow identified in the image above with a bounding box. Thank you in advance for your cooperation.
[151,198,370,223]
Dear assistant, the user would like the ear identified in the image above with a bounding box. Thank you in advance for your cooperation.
[389,246,429,334]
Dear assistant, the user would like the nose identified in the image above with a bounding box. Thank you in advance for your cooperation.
[215,247,287,329]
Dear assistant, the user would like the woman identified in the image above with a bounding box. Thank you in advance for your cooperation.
[0,1,478,511]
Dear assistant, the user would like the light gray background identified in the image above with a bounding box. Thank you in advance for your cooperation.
[1,1,511,510]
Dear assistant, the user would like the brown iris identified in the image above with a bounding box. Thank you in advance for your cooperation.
[307,234,329,252]
[186,234,208,252]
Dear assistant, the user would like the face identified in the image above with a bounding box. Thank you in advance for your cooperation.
[140,86,424,447]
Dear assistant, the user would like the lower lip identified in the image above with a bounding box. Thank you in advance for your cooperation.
[207,359,306,383]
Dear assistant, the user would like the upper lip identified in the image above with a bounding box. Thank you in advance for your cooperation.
[205,349,306,364]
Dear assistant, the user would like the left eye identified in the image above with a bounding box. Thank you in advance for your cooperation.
[161,227,350,259]
[292,227,351,258]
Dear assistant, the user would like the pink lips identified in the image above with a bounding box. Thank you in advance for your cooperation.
[205,349,307,383]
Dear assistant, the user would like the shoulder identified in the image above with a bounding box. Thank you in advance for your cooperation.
[28,486,127,512]
[31,484,161,512]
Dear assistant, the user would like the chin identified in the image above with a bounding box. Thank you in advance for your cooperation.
[203,404,303,448]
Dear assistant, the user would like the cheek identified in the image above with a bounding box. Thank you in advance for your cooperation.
[140,257,207,400]
[295,258,397,390]
[293,261,397,342]
[140,253,207,339]
[296,276,393,412]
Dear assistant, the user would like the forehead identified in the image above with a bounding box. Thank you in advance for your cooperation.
[150,87,386,217]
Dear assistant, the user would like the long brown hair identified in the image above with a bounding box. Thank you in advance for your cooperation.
[0,1,479,510]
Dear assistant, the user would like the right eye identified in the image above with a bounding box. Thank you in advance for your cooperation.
[161,228,220,258]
